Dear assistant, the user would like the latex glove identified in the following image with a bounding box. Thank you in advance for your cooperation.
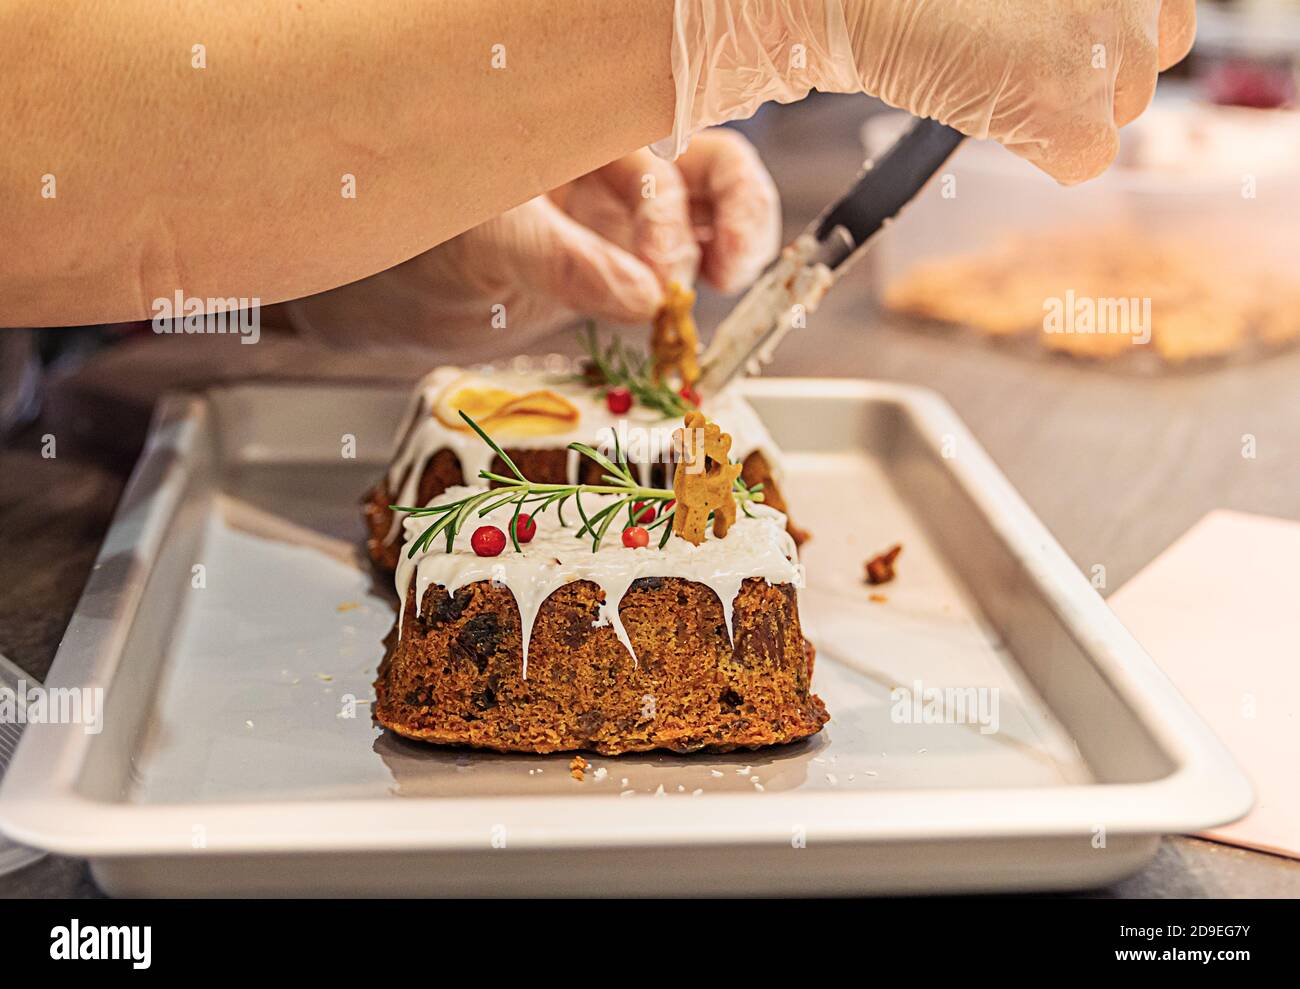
[656,0,1197,185]
[287,129,780,358]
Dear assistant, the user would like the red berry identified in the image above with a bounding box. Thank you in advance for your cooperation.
[678,385,700,406]
[622,526,650,549]
[630,501,656,524]
[606,387,633,414]
[514,513,537,544]
[471,525,506,557]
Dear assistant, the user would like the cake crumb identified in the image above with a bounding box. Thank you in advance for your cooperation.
[335,601,360,613]
[869,592,889,603]
[709,769,724,778]
[593,767,608,782]
[654,784,666,798]
[569,755,589,781]
[865,544,903,585]
[314,673,334,682]
[691,788,704,797]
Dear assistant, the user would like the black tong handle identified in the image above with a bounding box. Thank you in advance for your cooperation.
[814,117,965,266]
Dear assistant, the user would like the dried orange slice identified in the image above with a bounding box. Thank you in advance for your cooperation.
[432,374,580,437]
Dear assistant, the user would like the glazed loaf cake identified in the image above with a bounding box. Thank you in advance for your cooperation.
[374,488,827,755]
[364,366,800,572]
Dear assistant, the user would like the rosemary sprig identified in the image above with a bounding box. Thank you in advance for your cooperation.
[391,410,763,555]
[576,322,695,418]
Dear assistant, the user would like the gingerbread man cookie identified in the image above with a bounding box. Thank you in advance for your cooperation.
[672,411,743,545]
[652,281,701,388]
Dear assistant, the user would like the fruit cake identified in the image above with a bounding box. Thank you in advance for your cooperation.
[373,413,827,755]
[364,360,802,572]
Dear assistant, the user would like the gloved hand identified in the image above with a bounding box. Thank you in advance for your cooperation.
[656,0,1197,185]
[287,128,780,358]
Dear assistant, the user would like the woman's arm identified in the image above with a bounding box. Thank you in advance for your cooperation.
[0,1,675,326]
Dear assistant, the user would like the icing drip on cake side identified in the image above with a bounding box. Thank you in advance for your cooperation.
[395,487,800,679]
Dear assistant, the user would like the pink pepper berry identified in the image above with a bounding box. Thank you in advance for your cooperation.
[471,525,506,557]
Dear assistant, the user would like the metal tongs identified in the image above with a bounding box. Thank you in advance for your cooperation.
[696,117,965,396]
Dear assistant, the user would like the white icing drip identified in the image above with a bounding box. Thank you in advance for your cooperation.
[395,487,799,679]
[591,571,638,659]
[380,366,784,548]
[709,574,745,647]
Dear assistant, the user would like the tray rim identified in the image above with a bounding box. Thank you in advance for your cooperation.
[0,377,1253,858]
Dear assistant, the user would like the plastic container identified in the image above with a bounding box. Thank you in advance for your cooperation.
[864,99,1300,370]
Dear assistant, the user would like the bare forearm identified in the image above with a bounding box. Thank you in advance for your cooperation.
[0,0,674,326]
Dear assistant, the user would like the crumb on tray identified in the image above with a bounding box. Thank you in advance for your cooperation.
[569,755,589,781]
[865,544,903,585]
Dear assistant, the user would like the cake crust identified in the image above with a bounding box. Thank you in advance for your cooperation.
[374,575,827,755]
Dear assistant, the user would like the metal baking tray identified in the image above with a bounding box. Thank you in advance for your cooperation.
[0,378,1250,896]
